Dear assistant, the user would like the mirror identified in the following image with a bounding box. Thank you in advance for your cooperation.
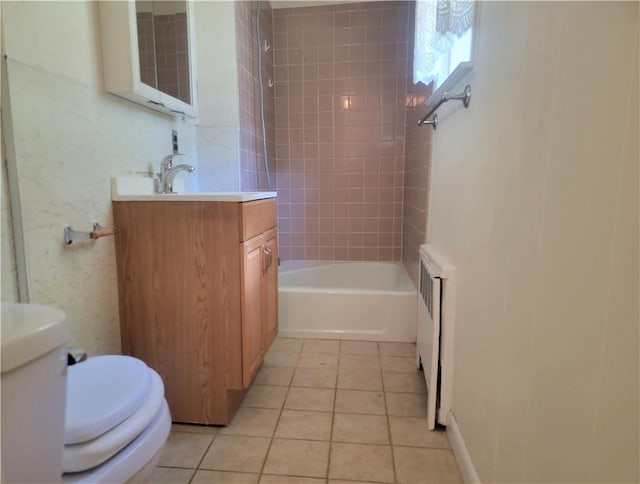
[98,0,197,118]
[136,0,191,105]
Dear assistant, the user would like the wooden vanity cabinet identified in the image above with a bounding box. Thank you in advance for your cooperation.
[112,198,277,425]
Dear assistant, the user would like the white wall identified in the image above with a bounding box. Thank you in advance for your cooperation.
[428,2,638,482]
[1,151,19,302]
[194,0,241,192]
[1,1,198,354]
[0,1,18,302]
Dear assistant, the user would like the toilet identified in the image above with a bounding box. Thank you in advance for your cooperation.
[1,303,171,483]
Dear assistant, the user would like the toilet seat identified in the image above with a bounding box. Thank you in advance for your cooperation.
[62,400,171,484]
[62,356,166,474]
[65,355,151,444]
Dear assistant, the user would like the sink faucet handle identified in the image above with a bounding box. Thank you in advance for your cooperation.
[161,153,184,171]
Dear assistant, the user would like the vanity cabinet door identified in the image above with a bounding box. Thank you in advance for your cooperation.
[240,227,278,387]
[241,235,265,387]
[262,228,278,350]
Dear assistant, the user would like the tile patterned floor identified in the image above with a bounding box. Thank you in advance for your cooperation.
[152,338,462,484]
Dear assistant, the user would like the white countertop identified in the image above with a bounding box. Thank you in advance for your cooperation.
[111,178,276,202]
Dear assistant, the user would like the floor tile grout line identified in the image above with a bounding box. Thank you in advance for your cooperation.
[380,341,399,484]
[185,468,197,483]
[163,340,419,483]
[187,430,218,483]
[256,341,302,480]
[325,339,341,481]
[192,433,449,449]
[261,471,331,481]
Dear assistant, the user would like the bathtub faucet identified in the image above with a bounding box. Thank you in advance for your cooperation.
[158,154,195,194]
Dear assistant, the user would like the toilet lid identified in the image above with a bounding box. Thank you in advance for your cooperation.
[63,369,166,474]
[65,356,151,445]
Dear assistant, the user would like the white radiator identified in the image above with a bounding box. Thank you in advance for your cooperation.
[417,244,455,429]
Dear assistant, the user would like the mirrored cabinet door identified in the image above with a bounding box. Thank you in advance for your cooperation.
[99,0,198,118]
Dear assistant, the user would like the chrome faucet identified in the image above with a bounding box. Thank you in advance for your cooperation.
[158,154,195,193]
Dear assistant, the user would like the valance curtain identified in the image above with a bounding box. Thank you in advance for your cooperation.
[413,0,475,86]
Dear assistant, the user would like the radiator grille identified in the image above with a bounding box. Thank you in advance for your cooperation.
[418,244,455,429]
[420,260,440,320]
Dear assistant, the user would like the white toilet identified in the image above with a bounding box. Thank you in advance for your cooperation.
[1,303,171,483]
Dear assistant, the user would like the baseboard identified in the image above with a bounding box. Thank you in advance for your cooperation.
[446,413,481,483]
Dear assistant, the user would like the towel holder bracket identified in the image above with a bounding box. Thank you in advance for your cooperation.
[418,84,471,129]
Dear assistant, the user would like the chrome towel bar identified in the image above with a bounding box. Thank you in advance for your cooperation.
[418,84,471,129]
[64,223,116,245]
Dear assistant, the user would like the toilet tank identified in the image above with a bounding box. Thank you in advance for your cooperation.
[1,303,70,483]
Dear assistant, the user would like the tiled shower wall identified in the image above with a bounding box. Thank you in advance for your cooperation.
[402,1,432,288]
[273,2,411,261]
[402,81,432,287]
[235,1,276,191]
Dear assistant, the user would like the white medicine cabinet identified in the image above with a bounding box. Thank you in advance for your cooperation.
[98,0,198,118]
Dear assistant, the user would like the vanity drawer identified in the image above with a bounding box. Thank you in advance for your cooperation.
[239,199,277,241]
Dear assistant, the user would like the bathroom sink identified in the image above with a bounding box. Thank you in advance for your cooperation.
[111,177,276,202]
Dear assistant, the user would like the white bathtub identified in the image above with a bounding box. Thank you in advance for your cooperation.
[278,261,417,342]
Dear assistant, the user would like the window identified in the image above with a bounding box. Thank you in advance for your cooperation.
[413,0,475,101]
